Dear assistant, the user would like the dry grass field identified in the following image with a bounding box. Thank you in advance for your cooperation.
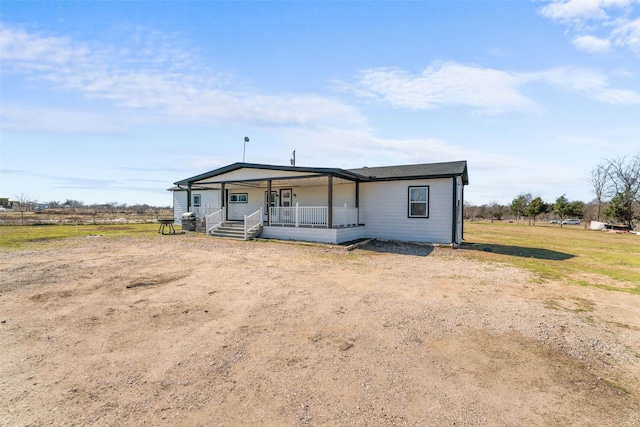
[1,223,639,426]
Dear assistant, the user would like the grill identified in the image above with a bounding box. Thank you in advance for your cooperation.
[181,212,196,231]
[157,218,176,234]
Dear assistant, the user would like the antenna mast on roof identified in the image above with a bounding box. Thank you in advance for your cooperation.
[290,150,296,167]
[243,136,249,162]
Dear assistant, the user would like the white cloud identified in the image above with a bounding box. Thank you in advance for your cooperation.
[0,104,128,134]
[539,0,640,55]
[343,62,640,112]
[611,17,640,53]
[571,34,612,52]
[274,125,516,174]
[342,62,538,114]
[528,66,640,105]
[0,25,88,65]
[0,24,366,132]
[539,0,634,22]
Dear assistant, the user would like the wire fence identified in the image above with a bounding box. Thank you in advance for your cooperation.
[0,208,173,226]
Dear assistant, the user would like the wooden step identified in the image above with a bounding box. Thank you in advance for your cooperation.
[209,223,262,240]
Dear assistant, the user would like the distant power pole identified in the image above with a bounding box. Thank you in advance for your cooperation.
[290,150,296,167]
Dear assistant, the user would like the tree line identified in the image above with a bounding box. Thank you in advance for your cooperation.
[8,194,170,212]
[466,153,639,229]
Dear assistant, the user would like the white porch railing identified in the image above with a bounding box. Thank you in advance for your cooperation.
[194,205,219,218]
[269,204,358,228]
[244,208,263,239]
[206,208,225,234]
[334,205,359,227]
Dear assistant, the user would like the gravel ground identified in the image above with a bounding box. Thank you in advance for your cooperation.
[1,234,639,426]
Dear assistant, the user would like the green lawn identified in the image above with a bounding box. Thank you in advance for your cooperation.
[463,221,640,295]
[0,223,162,250]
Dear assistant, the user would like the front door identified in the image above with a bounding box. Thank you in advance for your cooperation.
[280,188,293,223]
[280,188,293,208]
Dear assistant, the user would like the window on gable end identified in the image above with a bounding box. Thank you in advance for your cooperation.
[408,186,429,218]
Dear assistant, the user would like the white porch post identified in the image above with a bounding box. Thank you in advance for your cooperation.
[327,175,333,228]
[267,179,272,226]
[295,202,299,227]
[355,181,360,225]
[220,182,225,221]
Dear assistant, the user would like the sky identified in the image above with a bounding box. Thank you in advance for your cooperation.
[1,0,639,207]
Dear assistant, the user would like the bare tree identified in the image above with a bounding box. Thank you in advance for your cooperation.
[13,193,33,226]
[14,193,33,210]
[603,154,640,228]
[588,162,609,222]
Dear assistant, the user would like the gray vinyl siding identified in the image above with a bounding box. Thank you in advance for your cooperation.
[359,178,453,244]
[190,190,221,218]
[227,188,264,220]
[286,183,356,207]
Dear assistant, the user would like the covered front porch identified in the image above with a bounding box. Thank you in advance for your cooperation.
[178,163,366,243]
[203,203,363,243]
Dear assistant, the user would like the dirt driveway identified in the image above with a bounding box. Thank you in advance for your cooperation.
[1,234,639,426]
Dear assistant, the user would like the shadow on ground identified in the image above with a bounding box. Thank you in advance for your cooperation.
[461,243,574,260]
[359,240,434,257]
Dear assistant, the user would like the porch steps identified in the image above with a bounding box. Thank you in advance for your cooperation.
[209,221,262,241]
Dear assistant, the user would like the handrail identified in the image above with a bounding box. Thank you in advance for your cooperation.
[206,208,225,234]
[269,205,358,227]
[270,206,328,227]
[244,208,263,240]
[333,206,358,227]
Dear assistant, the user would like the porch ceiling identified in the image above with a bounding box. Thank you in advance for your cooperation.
[193,175,354,190]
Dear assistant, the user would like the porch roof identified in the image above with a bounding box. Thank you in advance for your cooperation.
[174,160,469,187]
[174,162,363,187]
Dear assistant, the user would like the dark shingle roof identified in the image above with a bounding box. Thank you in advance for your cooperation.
[348,161,468,185]
[174,160,468,186]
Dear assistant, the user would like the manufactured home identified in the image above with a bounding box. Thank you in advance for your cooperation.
[171,161,468,246]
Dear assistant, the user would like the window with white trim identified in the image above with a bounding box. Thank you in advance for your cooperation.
[193,194,201,207]
[230,193,248,203]
[408,186,429,218]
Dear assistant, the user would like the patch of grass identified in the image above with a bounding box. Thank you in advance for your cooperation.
[601,378,631,395]
[544,298,563,311]
[543,296,595,313]
[463,222,640,295]
[0,223,161,250]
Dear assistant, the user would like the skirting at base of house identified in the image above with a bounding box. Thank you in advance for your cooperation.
[260,225,366,244]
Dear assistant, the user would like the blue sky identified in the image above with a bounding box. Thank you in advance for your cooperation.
[1,0,639,207]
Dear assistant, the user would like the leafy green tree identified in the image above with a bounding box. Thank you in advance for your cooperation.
[509,193,531,225]
[487,201,505,222]
[525,197,547,225]
[553,195,583,227]
[604,192,634,227]
[553,195,569,227]
[602,154,639,228]
[569,201,585,219]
